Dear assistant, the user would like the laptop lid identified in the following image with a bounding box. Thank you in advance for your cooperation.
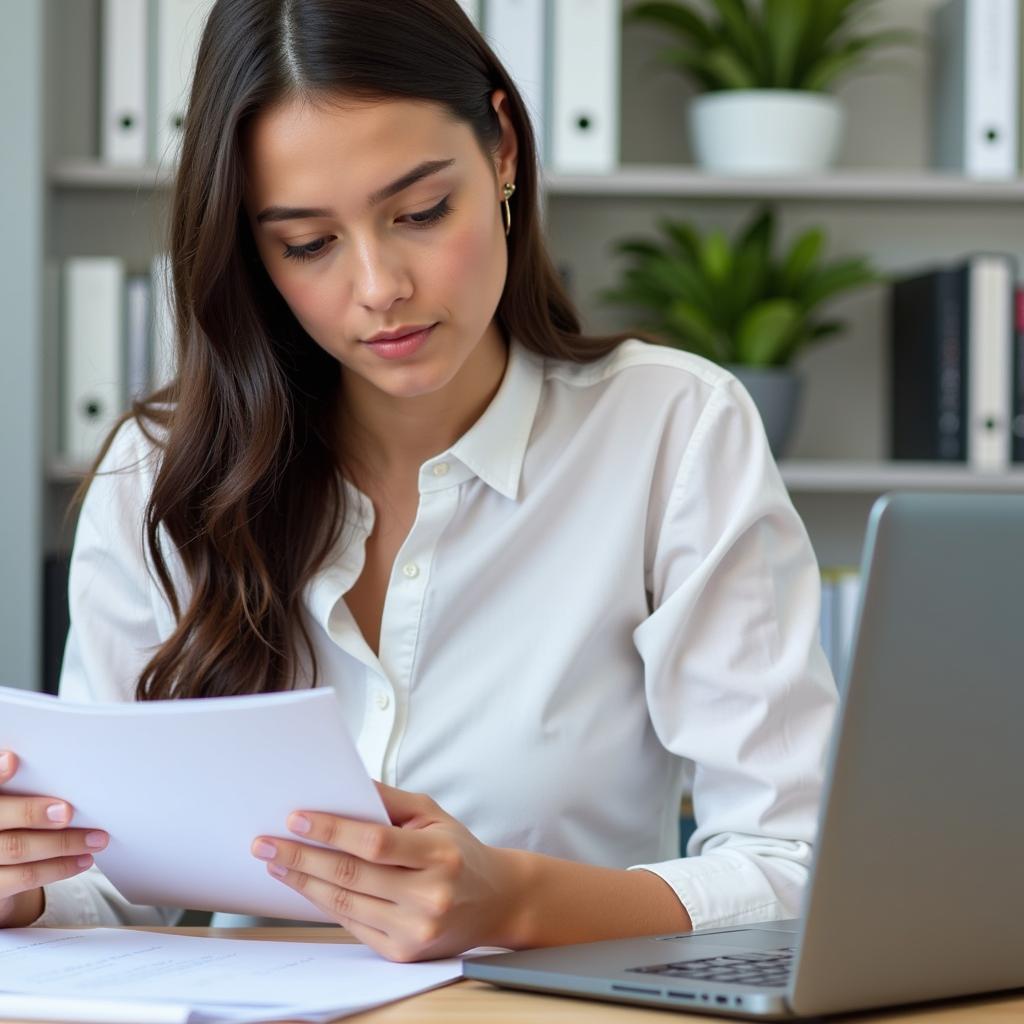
[790,491,1024,1016]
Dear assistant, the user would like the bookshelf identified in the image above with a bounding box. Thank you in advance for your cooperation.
[6,0,1024,690]
[50,158,1024,204]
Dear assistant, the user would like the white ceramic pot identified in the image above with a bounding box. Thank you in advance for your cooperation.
[690,89,844,174]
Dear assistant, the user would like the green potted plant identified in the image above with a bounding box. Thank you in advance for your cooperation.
[597,205,881,456]
[623,0,917,173]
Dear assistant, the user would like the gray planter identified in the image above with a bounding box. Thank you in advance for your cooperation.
[726,365,803,459]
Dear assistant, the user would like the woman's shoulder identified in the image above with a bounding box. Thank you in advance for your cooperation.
[542,337,739,408]
[84,405,174,518]
[95,405,173,476]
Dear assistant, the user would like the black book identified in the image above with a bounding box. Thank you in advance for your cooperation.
[889,265,968,461]
[42,552,72,696]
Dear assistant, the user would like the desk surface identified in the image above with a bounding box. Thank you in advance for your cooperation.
[4,927,1023,1023]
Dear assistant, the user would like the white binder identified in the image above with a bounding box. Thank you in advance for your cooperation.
[484,0,548,165]
[125,273,152,401]
[153,0,214,168]
[931,0,1019,178]
[150,251,177,391]
[967,254,1015,471]
[549,0,619,174]
[61,258,125,463]
[100,0,149,166]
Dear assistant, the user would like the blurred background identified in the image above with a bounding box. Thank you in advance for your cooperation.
[3,0,1023,735]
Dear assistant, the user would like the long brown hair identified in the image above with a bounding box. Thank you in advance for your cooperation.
[75,0,658,701]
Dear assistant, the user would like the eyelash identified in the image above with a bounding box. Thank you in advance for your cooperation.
[281,196,454,264]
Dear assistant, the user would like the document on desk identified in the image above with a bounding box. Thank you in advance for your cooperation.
[0,927,464,1023]
[0,684,389,922]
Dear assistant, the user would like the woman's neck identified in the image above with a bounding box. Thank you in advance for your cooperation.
[338,327,509,483]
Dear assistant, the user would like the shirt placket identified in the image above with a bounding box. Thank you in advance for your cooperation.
[361,456,466,784]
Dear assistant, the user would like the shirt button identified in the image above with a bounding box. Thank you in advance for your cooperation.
[432,462,450,477]
[375,691,390,711]
[402,562,419,579]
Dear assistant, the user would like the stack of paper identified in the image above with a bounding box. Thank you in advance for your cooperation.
[0,685,389,922]
[0,928,465,1023]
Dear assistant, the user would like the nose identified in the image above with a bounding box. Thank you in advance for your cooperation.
[351,234,413,312]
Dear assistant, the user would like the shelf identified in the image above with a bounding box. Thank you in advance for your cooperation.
[49,159,1024,204]
[46,456,1024,493]
[779,461,1024,493]
[49,159,174,190]
[544,167,1024,203]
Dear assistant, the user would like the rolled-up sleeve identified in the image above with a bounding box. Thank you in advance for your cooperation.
[628,375,840,932]
[33,419,184,928]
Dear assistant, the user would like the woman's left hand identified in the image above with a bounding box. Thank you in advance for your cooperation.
[250,782,524,962]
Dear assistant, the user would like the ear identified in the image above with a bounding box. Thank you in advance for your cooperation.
[490,88,519,188]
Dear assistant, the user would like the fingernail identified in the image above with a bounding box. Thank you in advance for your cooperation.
[0,752,10,774]
[268,863,288,878]
[85,831,107,849]
[290,815,311,834]
[253,841,277,860]
[76,855,93,867]
[47,803,69,823]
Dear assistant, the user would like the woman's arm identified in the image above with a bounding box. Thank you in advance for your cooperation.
[32,419,185,929]
[495,846,693,947]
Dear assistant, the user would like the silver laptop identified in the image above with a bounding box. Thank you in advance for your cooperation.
[464,491,1024,1018]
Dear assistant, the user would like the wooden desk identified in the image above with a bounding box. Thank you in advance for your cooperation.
[3,927,1023,1023]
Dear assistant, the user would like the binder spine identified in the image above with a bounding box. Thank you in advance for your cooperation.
[964,0,1019,178]
[550,0,619,173]
[967,256,1014,471]
[100,0,148,165]
[61,258,125,464]
[936,269,967,461]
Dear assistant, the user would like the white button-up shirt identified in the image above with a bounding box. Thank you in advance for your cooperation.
[35,337,839,934]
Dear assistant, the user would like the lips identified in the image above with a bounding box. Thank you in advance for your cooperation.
[362,322,436,344]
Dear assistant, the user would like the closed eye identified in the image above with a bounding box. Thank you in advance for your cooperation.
[281,196,454,264]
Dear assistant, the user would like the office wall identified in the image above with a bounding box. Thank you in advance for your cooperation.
[0,2,44,691]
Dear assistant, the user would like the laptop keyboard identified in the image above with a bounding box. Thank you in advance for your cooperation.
[627,947,796,988]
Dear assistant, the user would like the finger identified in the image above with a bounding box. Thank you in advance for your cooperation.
[0,854,95,898]
[0,751,16,783]
[267,863,398,935]
[0,828,109,866]
[285,812,439,869]
[252,838,408,903]
[0,794,78,832]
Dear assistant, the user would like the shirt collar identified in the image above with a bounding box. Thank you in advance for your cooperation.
[448,334,545,501]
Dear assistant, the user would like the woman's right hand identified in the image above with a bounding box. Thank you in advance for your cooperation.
[0,749,109,928]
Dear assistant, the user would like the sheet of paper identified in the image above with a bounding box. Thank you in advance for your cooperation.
[0,928,463,1023]
[0,685,389,921]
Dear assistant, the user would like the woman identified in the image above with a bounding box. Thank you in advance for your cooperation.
[0,0,838,962]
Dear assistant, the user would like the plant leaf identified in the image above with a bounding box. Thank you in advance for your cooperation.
[763,0,811,87]
[727,206,775,321]
[736,298,803,365]
[665,299,732,361]
[799,29,918,90]
[780,227,825,295]
[795,258,879,309]
[703,45,760,89]
[623,1,717,48]
[708,0,770,83]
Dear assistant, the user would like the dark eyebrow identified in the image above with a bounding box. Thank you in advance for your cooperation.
[255,158,456,225]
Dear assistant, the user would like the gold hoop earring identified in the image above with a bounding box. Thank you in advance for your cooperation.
[501,181,516,237]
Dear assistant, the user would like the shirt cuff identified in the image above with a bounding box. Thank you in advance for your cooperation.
[32,864,183,928]
[33,872,104,927]
[627,849,789,932]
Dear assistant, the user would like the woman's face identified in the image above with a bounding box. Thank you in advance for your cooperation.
[241,90,518,402]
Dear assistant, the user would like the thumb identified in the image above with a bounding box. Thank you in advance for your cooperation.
[374,781,441,827]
